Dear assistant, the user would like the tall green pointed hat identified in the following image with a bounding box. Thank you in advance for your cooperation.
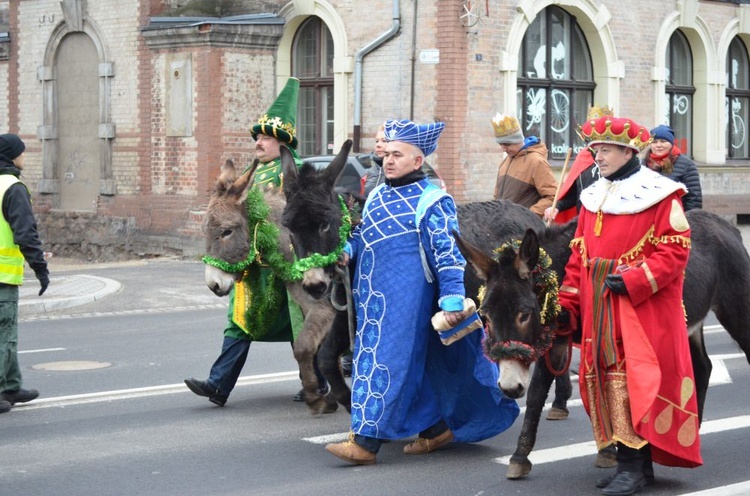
[251,77,299,149]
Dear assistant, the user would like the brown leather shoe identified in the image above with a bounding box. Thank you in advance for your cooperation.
[403,429,454,455]
[325,440,376,465]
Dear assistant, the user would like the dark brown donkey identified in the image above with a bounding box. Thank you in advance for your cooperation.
[455,210,750,479]
[203,157,339,414]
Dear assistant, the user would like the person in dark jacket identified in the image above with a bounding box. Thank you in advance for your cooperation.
[361,124,386,198]
[0,134,49,414]
[641,125,702,211]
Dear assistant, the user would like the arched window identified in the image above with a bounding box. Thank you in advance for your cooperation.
[517,6,595,160]
[664,30,694,156]
[726,37,750,159]
[292,17,334,157]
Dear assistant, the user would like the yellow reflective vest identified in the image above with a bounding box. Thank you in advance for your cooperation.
[0,175,25,285]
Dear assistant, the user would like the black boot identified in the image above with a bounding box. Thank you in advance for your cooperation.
[600,444,646,496]
[597,445,654,489]
[642,444,654,481]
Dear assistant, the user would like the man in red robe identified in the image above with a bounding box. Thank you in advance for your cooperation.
[558,116,702,496]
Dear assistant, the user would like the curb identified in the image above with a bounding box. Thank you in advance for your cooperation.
[19,275,122,313]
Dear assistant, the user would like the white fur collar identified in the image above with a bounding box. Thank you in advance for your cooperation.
[580,167,687,215]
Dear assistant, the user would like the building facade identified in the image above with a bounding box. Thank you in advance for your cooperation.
[1,0,749,259]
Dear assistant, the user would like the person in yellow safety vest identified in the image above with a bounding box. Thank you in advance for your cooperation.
[0,134,49,414]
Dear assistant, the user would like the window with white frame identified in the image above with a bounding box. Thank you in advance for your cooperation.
[516,6,595,160]
[664,30,694,156]
[726,36,750,159]
[292,17,334,157]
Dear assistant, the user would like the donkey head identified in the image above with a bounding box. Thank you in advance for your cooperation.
[204,158,259,296]
[455,228,543,399]
[281,140,353,299]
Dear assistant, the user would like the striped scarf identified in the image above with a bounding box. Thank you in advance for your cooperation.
[590,257,619,439]
[591,258,618,367]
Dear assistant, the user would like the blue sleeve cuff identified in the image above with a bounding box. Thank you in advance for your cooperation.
[441,296,464,312]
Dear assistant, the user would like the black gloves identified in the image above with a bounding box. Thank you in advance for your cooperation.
[35,270,50,296]
[604,274,628,295]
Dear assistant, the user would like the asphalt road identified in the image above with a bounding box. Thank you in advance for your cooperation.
[2,259,749,495]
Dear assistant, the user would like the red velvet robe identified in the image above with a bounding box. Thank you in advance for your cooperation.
[559,167,702,468]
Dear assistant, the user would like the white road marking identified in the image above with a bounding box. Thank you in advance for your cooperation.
[709,353,745,385]
[492,416,750,466]
[14,371,299,411]
[304,432,351,445]
[679,481,750,496]
[19,347,66,354]
[20,303,226,322]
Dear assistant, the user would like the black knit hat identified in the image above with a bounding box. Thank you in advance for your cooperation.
[0,134,26,161]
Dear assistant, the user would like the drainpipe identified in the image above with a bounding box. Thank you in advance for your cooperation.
[353,0,400,152]
[409,0,418,120]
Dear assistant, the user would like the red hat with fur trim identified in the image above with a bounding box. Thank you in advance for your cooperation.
[580,116,651,152]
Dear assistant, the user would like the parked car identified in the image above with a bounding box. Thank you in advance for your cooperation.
[302,153,446,198]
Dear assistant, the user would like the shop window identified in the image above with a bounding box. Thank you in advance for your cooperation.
[726,36,750,159]
[517,6,595,160]
[664,30,694,156]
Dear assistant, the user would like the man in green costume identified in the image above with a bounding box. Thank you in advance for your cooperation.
[184,78,326,406]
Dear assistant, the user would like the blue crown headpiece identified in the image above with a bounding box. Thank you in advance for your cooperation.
[383,119,445,157]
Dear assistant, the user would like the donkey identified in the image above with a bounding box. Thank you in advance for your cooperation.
[279,139,573,416]
[455,210,750,479]
[203,157,339,415]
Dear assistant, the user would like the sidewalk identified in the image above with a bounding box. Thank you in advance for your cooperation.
[19,273,121,313]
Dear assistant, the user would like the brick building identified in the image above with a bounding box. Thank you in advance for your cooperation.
[1,0,749,260]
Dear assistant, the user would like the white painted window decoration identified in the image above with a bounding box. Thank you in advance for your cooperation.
[726,37,750,159]
[516,6,594,160]
[665,30,694,157]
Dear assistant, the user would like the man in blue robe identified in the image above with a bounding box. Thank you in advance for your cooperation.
[325,119,519,465]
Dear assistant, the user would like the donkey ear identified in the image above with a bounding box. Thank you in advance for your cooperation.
[217,159,237,192]
[516,228,540,280]
[280,145,298,197]
[227,158,258,205]
[454,229,496,281]
[323,139,353,185]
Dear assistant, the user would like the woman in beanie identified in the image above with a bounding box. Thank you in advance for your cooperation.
[640,125,702,211]
[0,133,49,413]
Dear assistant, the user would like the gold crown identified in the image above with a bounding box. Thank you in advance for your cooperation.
[491,113,521,137]
[586,105,614,122]
[581,117,651,152]
[576,105,616,141]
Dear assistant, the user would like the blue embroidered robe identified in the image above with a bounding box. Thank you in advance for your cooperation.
[346,178,519,442]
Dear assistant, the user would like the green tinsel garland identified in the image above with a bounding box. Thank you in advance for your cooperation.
[242,263,283,341]
[202,188,352,336]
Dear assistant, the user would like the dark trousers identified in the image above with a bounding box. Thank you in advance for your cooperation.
[207,336,250,396]
[206,337,326,397]
[0,285,21,393]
